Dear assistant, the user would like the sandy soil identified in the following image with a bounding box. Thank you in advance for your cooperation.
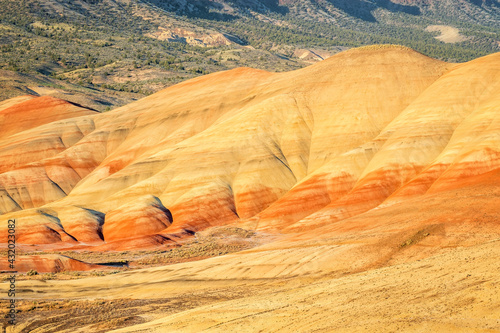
[110,239,500,333]
[4,234,500,332]
[426,25,468,43]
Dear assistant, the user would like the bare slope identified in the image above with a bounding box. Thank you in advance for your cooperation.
[0,45,456,249]
[0,45,499,255]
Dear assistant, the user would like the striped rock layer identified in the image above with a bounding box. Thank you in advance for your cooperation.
[1,45,500,251]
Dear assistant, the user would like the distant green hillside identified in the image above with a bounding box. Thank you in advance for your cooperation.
[0,0,498,110]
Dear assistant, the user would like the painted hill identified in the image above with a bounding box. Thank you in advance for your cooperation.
[1,45,499,253]
[0,95,97,141]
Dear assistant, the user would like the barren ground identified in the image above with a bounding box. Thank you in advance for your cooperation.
[426,25,468,43]
[2,228,500,332]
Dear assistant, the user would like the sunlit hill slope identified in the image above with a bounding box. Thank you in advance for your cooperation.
[1,45,499,255]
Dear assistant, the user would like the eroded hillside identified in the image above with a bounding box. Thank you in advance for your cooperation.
[1,45,499,251]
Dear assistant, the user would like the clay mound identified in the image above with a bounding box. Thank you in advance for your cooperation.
[102,195,172,242]
[0,209,78,245]
[255,50,500,232]
[57,45,448,239]
[90,234,175,252]
[0,95,98,214]
[0,95,36,112]
[57,206,105,243]
[0,95,96,141]
[0,254,105,273]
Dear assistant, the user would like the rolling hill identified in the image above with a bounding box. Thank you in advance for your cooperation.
[0,44,499,250]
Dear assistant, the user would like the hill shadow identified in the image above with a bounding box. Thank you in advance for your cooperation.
[143,0,238,22]
[325,0,421,22]
[143,0,288,21]
[257,0,290,14]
